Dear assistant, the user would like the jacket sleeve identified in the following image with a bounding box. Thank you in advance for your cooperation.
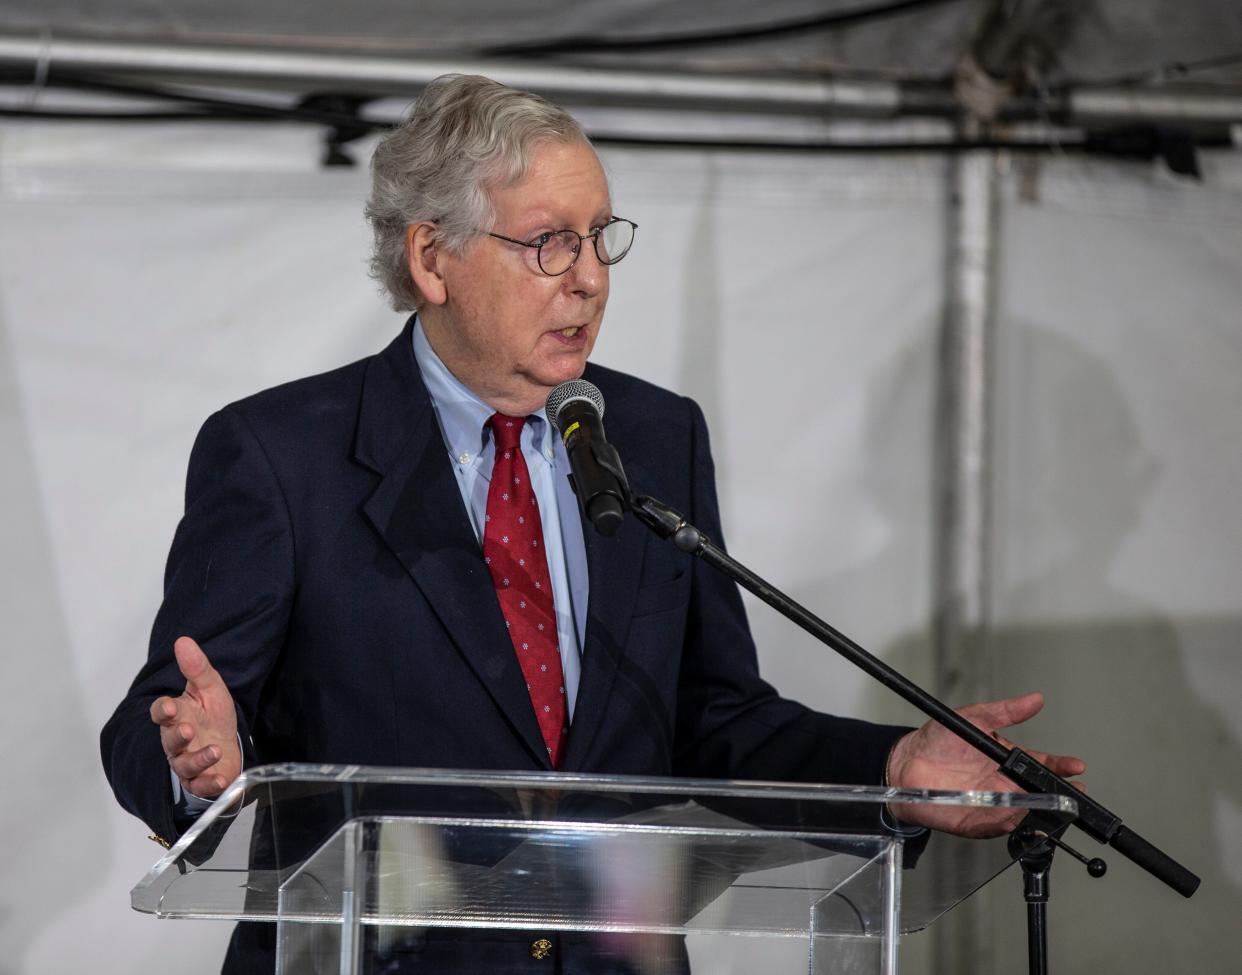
[100,406,294,843]
[671,397,911,787]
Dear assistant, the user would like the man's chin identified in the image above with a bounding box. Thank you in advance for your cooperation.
[539,354,590,385]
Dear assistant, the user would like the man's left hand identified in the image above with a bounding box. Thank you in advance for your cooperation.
[885,691,1086,838]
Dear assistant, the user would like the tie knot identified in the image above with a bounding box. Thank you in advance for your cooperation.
[489,413,526,452]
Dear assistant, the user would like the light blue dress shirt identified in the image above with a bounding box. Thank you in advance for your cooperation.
[411,319,589,719]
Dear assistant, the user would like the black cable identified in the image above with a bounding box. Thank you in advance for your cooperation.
[0,91,1052,152]
[483,0,966,57]
[0,66,385,132]
[0,107,253,122]
[589,133,1088,153]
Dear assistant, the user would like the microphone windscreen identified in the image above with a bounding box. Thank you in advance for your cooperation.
[545,379,605,432]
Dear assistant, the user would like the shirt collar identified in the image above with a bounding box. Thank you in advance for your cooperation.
[411,316,554,463]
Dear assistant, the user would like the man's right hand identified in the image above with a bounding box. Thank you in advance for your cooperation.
[149,636,242,800]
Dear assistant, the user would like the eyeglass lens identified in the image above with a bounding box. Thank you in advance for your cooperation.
[539,220,635,275]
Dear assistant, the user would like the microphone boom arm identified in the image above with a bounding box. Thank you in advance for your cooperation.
[625,491,1200,899]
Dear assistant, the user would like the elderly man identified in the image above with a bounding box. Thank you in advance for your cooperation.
[102,74,1082,973]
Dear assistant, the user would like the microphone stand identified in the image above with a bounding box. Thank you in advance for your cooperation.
[590,464,1199,973]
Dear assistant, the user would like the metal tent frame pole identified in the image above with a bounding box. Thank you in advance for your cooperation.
[2,32,1242,126]
[932,141,1001,975]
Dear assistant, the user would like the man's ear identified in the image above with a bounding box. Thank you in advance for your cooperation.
[405,222,448,306]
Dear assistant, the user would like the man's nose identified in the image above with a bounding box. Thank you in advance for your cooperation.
[566,242,607,296]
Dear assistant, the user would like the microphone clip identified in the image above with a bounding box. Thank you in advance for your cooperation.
[566,436,630,536]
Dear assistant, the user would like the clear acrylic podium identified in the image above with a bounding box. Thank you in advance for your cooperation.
[132,763,1076,974]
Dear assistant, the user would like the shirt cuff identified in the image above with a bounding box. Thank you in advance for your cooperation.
[881,733,929,838]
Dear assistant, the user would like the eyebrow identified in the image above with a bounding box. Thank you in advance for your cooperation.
[512,207,614,231]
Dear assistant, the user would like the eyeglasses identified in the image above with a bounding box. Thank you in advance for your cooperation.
[485,217,637,276]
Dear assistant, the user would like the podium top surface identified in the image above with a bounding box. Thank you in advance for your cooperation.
[161,760,1082,803]
[133,763,1077,936]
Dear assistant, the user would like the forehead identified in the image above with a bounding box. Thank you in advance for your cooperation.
[490,139,611,223]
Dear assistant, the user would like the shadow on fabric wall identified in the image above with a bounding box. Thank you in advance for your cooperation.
[845,322,1242,973]
[0,299,110,967]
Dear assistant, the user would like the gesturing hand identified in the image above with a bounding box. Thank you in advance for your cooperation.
[885,692,1086,838]
[149,636,242,800]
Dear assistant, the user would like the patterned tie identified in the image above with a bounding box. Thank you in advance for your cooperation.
[482,414,568,768]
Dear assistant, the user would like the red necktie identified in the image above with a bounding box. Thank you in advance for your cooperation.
[482,414,568,767]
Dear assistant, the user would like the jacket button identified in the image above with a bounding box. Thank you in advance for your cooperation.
[530,938,553,960]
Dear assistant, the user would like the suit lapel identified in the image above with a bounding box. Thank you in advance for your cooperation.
[356,322,551,768]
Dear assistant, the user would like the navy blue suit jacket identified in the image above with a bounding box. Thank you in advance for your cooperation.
[101,320,907,972]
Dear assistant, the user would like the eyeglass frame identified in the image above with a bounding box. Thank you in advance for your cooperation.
[483,217,638,277]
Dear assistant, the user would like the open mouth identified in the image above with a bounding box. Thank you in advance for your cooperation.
[558,326,582,338]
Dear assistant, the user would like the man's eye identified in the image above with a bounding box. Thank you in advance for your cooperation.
[532,232,555,246]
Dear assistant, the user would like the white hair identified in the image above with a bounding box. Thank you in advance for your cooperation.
[365,74,590,311]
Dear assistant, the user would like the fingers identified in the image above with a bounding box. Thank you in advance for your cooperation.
[150,695,196,755]
[154,697,231,796]
[1001,691,1046,727]
[149,694,178,726]
[1037,750,1087,778]
[172,635,204,678]
[182,769,231,800]
[174,635,225,697]
[963,691,1045,732]
[162,719,196,754]
[169,742,221,782]
[1018,736,1086,777]
[150,688,191,733]
[148,637,241,801]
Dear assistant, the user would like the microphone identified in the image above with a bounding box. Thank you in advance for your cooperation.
[545,380,628,536]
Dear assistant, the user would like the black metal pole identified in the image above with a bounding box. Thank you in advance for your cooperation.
[1009,823,1055,975]
[626,492,1201,898]
[1028,894,1049,975]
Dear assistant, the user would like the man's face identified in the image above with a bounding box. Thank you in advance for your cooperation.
[427,138,613,416]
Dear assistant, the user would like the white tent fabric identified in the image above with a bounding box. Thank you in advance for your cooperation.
[1,117,1240,973]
